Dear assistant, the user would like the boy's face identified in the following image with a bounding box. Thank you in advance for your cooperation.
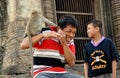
[87,23,98,38]
[59,25,76,42]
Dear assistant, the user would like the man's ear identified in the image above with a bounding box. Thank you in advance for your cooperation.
[57,26,60,31]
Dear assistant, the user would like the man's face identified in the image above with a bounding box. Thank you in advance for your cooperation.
[62,25,76,42]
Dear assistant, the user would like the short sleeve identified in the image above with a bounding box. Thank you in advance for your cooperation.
[69,44,76,55]
[68,39,76,55]
[83,46,89,62]
[109,39,119,61]
[33,41,41,49]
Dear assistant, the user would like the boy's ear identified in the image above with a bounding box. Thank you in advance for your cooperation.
[96,26,100,31]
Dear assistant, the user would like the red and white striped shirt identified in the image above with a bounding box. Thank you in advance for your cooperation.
[33,26,76,77]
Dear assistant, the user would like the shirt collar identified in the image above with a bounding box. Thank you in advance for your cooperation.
[91,36,105,47]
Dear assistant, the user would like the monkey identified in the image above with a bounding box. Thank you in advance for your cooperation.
[24,10,57,37]
[23,10,57,77]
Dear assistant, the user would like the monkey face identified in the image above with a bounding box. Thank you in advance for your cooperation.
[28,14,45,36]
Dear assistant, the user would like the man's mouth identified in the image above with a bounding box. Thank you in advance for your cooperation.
[66,37,71,42]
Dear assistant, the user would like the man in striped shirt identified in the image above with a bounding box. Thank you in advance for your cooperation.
[20,15,83,78]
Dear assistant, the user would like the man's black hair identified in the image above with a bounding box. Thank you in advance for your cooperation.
[58,15,78,29]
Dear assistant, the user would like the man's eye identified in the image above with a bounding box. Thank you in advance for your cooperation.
[68,31,71,33]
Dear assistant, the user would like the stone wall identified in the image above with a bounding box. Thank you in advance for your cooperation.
[0,0,8,73]
[42,0,57,25]
[1,0,43,77]
[111,0,120,53]
[0,0,56,78]
[2,18,30,75]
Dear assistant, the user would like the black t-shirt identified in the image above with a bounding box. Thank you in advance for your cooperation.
[83,38,119,77]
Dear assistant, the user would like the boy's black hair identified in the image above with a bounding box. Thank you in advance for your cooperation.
[58,15,78,29]
[87,19,102,33]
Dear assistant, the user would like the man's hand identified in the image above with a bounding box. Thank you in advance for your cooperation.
[57,29,67,45]
[42,31,62,39]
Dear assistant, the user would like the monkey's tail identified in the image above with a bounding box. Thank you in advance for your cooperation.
[28,34,33,77]
[26,16,34,77]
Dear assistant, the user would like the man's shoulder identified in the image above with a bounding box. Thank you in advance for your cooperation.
[49,26,57,31]
[41,26,57,32]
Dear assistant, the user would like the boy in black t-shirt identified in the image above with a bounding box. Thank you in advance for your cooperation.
[83,19,119,78]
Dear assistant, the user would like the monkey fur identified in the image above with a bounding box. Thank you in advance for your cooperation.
[23,10,57,76]
[24,10,57,37]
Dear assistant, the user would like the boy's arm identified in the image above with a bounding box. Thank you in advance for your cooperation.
[112,60,117,78]
[84,62,88,78]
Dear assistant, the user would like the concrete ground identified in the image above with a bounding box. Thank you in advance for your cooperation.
[0,62,120,78]
[66,62,120,78]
